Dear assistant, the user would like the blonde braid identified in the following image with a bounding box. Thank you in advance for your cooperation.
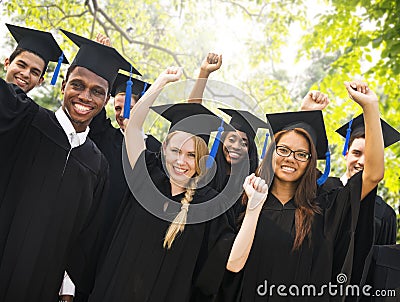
[163,178,197,249]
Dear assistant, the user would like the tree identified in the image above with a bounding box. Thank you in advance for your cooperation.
[299,0,400,239]
[2,0,398,237]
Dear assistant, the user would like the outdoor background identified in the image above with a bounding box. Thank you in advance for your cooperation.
[0,0,399,240]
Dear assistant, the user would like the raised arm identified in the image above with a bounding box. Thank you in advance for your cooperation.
[300,90,329,111]
[344,80,384,200]
[124,67,183,169]
[226,174,268,272]
[187,53,222,104]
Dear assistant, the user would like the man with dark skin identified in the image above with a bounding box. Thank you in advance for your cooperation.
[0,30,136,302]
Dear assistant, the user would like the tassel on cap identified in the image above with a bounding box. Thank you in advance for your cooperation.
[140,82,148,98]
[260,132,269,159]
[342,119,353,156]
[317,150,331,186]
[206,118,224,169]
[50,52,64,86]
[123,65,133,119]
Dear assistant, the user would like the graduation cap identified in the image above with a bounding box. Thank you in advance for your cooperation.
[6,23,69,85]
[145,134,162,153]
[60,29,141,90]
[266,110,330,185]
[218,108,268,139]
[110,73,151,119]
[150,103,222,144]
[218,108,269,159]
[150,103,224,168]
[336,114,400,155]
[111,73,151,97]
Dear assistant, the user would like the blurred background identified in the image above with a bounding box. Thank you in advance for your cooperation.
[1,0,398,239]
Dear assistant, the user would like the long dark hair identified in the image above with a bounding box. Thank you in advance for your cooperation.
[209,130,259,192]
[248,128,321,250]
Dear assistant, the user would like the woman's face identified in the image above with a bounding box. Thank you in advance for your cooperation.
[163,132,197,187]
[222,130,249,165]
[272,131,310,183]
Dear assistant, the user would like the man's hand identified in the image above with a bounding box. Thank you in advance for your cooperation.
[344,80,378,108]
[96,33,111,47]
[200,53,222,75]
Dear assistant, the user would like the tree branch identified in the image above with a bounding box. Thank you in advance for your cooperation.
[85,0,189,77]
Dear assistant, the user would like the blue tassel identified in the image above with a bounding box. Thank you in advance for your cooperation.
[50,52,64,86]
[260,132,269,159]
[317,151,331,186]
[140,82,148,99]
[123,65,133,119]
[342,119,353,156]
[206,118,224,169]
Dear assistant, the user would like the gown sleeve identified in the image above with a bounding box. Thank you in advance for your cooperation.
[88,108,109,136]
[323,171,377,288]
[374,196,397,245]
[66,156,110,300]
[0,78,37,132]
[191,195,236,301]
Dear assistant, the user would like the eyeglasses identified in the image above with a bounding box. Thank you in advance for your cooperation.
[275,145,311,162]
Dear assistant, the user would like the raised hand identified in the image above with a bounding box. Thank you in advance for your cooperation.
[200,53,222,75]
[300,90,329,111]
[159,66,183,84]
[243,174,268,211]
[96,33,112,47]
[344,80,378,108]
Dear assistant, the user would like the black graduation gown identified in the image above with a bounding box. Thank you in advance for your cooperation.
[364,244,400,302]
[88,109,127,229]
[88,109,163,229]
[0,79,109,302]
[87,150,235,302]
[373,196,397,245]
[320,177,397,246]
[222,172,376,302]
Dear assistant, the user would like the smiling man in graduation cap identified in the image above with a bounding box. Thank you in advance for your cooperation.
[0,29,136,302]
[3,23,69,93]
[318,112,400,299]
[336,114,399,245]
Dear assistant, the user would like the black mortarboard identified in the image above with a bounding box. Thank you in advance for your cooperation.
[145,134,162,153]
[6,23,69,67]
[60,29,140,89]
[111,73,151,97]
[218,108,269,139]
[266,110,328,160]
[150,103,222,145]
[336,114,400,150]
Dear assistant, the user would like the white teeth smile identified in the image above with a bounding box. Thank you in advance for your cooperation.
[282,166,295,172]
[229,152,240,159]
[74,103,92,112]
[16,77,28,85]
[174,166,187,174]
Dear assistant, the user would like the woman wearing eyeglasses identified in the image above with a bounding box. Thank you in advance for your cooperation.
[222,81,384,301]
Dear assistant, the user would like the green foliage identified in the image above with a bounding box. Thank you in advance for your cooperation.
[2,0,398,238]
[300,0,400,239]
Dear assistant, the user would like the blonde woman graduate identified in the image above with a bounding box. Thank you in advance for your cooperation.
[87,67,236,302]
